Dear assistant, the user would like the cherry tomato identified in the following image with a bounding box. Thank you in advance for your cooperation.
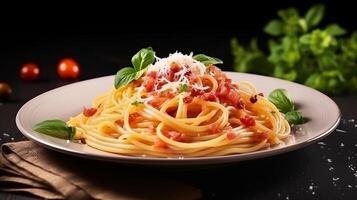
[0,82,12,101]
[57,58,80,79]
[20,63,40,81]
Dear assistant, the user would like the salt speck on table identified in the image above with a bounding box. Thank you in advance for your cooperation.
[336,129,347,133]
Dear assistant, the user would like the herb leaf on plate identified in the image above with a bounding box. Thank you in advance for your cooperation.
[193,54,223,66]
[114,48,156,89]
[268,88,307,125]
[33,120,76,140]
[268,89,294,113]
[285,111,306,125]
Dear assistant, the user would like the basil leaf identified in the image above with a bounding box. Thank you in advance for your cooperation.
[305,4,325,28]
[114,67,137,89]
[179,84,188,93]
[268,89,294,113]
[131,48,155,71]
[33,120,75,140]
[264,19,284,36]
[114,48,156,89]
[193,54,223,66]
[285,111,305,125]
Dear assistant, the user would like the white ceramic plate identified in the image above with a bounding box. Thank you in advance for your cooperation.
[16,72,340,165]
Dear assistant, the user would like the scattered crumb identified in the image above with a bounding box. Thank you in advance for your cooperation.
[348,185,352,188]
[340,142,344,147]
[348,119,355,123]
[329,167,334,171]
[336,129,347,133]
[332,177,340,181]
[10,137,14,141]
[2,133,9,137]
[327,158,332,163]
[318,142,326,145]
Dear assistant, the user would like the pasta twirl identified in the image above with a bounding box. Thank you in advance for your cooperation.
[67,52,290,157]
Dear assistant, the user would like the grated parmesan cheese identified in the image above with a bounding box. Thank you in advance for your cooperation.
[144,52,208,94]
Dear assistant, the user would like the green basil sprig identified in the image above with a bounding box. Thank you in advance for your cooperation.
[193,54,223,66]
[268,89,307,125]
[114,48,155,89]
[268,89,294,113]
[33,120,76,140]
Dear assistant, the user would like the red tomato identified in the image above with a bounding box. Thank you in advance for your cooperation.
[129,113,141,125]
[166,131,187,142]
[183,96,193,103]
[57,58,80,79]
[259,132,269,141]
[168,62,181,81]
[240,116,256,127]
[148,97,166,108]
[210,65,227,81]
[20,63,40,81]
[147,71,157,79]
[83,107,97,117]
[201,92,218,102]
[115,119,124,126]
[216,81,230,97]
[143,77,156,92]
[227,91,240,106]
[153,139,167,148]
[208,122,220,134]
[226,130,237,140]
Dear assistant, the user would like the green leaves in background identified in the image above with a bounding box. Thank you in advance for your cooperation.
[268,89,306,125]
[33,120,76,140]
[232,4,357,94]
[115,48,155,89]
[264,20,284,36]
[325,24,346,36]
[193,54,223,66]
[304,4,325,28]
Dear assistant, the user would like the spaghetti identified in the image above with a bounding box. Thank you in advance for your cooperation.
[67,52,291,157]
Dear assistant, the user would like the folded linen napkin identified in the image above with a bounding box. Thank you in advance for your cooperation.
[0,141,201,200]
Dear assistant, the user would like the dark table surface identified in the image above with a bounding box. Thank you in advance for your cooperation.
[0,78,356,200]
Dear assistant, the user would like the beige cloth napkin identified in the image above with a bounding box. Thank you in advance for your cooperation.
[0,141,201,200]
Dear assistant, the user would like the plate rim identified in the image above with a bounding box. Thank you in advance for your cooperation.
[15,72,341,165]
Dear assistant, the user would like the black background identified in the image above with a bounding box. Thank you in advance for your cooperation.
[1,0,357,199]
[1,0,357,82]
